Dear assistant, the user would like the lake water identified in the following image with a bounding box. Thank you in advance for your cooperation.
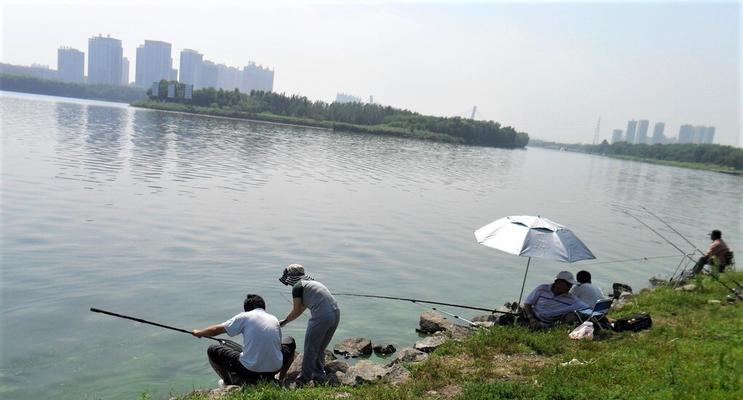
[1,92,741,399]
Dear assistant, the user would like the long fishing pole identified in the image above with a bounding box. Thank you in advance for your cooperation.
[641,207,743,288]
[90,308,241,347]
[333,293,517,315]
[623,210,695,263]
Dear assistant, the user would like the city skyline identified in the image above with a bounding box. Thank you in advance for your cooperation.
[1,1,740,145]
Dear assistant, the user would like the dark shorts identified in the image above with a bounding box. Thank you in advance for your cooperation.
[207,336,296,385]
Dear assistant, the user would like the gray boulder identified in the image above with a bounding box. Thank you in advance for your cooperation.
[334,337,373,358]
[388,347,428,365]
[338,360,388,386]
[418,311,454,334]
[325,359,350,374]
[384,364,411,385]
[325,350,337,362]
[414,336,448,353]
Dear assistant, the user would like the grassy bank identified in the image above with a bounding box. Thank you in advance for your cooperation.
[604,154,743,176]
[131,101,463,144]
[172,272,742,400]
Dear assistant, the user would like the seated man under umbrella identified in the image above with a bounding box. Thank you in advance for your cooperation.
[521,271,588,329]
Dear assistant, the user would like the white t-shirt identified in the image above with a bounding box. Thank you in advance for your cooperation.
[524,284,588,324]
[222,309,283,373]
[569,283,605,308]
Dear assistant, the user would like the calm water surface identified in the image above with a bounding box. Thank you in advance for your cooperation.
[1,92,741,399]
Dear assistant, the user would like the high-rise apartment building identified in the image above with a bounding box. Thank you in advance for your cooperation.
[121,57,129,85]
[625,120,638,144]
[702,127,715,144]
[179,49,203,87]
[611,129,623,143]
[678,125,695,144]
[241,62,274,93]
[636,120,649,144]
[650,122,665,144]
[135,40,173,87]
[88,35,123,85]
[199,60,218,89]
[57,47,84,83]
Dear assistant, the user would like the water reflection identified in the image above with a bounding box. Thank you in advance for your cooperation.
[130,110,171,184]
[83,105,127,180]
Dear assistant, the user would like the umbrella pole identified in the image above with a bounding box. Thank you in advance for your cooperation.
[516,257,531,307]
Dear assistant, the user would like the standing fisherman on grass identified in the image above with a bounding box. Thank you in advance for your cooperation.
[279,264,341,384]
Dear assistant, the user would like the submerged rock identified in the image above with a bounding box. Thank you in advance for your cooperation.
[418,311,454,334]
[334,337,373,358]
[373,343,396,355]
[414,335,447,353]
[388,347,428,365]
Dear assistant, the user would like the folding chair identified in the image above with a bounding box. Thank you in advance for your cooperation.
[575,299,613,328]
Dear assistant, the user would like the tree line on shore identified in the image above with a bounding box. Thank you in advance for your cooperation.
[531,139,743,170]
[147,81,529,148]
[0,73,147,103]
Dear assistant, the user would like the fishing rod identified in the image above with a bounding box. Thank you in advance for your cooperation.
[90,308,242,349]
[623,210,695,263]
[333,293,518,316]
[640,207,743,289]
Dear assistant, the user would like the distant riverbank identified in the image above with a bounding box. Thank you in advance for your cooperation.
[529,140,743,176]
[134,82,529,149]
[132,100,463,144]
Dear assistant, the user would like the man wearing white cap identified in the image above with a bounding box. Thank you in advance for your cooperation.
[522,271,588,329]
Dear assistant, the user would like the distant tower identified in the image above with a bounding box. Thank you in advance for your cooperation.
[470,106,477,120]
[369,95,374,104]
[611,129,623,143]
[57,47,85,83]
[651,122,665,144]
[636,120,649,144]
[592,117,601,145]
[626,120,638,144]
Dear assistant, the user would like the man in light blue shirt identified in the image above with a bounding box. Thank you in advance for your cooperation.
[522,271,588,328]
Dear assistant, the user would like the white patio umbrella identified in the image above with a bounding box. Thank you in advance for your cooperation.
[474,215,596,306]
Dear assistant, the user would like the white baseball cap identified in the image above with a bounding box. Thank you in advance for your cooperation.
[555,271,577,285]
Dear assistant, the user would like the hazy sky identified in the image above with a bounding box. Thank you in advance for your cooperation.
[1,0,741,145]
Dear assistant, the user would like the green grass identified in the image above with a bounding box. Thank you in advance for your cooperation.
[170,272,743,400]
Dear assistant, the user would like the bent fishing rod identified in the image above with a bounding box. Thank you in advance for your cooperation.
[90,308,242,348]
[333,293,518,316]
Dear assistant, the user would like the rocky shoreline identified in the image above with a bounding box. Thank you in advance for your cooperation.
[175,280,693,400]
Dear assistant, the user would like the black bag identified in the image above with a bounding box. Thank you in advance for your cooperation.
[613,313,652,332]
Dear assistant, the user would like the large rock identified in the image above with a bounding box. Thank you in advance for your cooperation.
[334,337,373,358]
[418,311,454,334]
[285,352,303,381]
[337,361,411,387]
[676,283,697,292]
[414,336,448,353]
[373,344,396,355]
[388,347,428,365]
[384,364,411,385]
[444,325,475,341]
[325,359,350,374]
[339,360,388,386]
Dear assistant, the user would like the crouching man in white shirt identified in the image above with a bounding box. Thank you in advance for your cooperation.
[569,270,605,308]
[192,294,295,386]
